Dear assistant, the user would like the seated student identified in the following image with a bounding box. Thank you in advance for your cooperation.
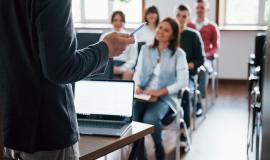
[136,5,160,45]
[123,6,160,80]
[175,4,205,117]
[100,11,138,80]
[133,17,188,160]
[188,0,220,100]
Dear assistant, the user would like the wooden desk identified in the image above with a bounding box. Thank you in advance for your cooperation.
[79,121,154,160]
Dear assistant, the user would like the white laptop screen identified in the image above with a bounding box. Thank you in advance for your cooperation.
[74,80,134,117]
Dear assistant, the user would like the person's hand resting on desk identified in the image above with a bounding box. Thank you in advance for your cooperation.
[102,32,135,57]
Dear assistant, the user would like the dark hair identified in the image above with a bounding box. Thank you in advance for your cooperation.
[144,6,160,27]
[111,11,125,23]
[197,0,207,3]
[152,17,179,55]
[177,4,191,15]
[196,0,210,8]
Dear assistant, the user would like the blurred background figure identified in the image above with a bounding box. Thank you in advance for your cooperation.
[100,11,138,80]
[136,5,160,45]
[188,0,220,106]
[176,4,205,117]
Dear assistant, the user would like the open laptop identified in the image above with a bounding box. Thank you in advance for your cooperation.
[74,80,134,136]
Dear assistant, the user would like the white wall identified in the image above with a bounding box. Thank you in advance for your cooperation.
[145,0,262,80]
[219,31,257,79]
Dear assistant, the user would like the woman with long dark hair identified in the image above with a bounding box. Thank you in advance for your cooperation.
[136,5,160,45]
[133,17,188,160]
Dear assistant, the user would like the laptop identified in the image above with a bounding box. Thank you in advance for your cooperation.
[74,80,134,136]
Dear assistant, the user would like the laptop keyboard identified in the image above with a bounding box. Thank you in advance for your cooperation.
[79,121,125,129]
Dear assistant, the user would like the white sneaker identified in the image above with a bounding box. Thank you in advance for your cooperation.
[196,108,203,117]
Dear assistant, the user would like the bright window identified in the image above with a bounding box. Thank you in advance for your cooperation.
[72,0,81,22]
[72,0,143,24]
[112,0,142,23]
[84,0,109,21]
[219,0,268,26]
[225,0,259,25]
[264,0,270,22]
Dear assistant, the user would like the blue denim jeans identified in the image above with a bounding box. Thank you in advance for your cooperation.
[133,99,170,160]
[198,69,209,98]
[189,76,203,109]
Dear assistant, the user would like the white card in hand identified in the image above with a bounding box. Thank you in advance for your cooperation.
[134,93,151,101]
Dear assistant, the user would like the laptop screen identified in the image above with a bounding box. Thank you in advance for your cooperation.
[74,80,134,117]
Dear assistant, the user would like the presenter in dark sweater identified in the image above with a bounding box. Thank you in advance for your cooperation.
[0,0,134,159]
[175,4,205,117]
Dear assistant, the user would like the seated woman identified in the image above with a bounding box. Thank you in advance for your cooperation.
[136,5,160,45]
[100,11,137,80]
[133,17,188,160]
[122,6,160,80]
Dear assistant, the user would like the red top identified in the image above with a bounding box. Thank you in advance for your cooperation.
[188,21,219,59]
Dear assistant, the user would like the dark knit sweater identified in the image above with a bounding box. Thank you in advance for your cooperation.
[0,0,109,152]
[180,28,205,75]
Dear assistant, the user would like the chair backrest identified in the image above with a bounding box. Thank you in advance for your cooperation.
[76,31,102,49]
[253,33,266,94]
[137,42,146,53]
[76,30,113,80]
[254,32,266,68]
[133,42,146,70]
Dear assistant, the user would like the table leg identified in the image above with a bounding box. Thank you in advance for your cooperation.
[128,138,145,160]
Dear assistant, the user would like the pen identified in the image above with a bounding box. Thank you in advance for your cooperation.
[129,22,146,36]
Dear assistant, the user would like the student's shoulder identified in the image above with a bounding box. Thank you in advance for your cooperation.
[175,48,186,57]
[185,27,201,38]
[139,44,154,54]
[208,21,219,29]
[141,44,153,50]
[187,22,196,29]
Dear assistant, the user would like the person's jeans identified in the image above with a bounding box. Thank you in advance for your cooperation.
[133,100,170,160]
[189,77,196,107]
[4,142,79,160]
[189,76,203,110]
[181,89,191,128]
[198,68,209,98]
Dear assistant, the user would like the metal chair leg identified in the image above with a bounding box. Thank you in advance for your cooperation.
[210,72,215,106]
[175,109,181,160]
[192,89,197,131]
[180,119,192,152]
